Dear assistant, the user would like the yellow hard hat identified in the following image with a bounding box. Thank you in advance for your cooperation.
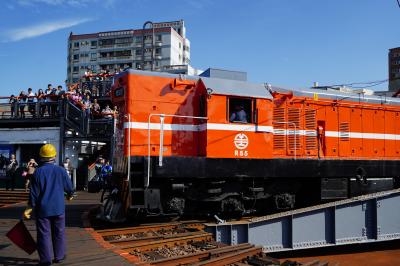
[39,144,57,158]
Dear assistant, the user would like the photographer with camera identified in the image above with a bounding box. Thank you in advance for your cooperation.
[5,154,18,191]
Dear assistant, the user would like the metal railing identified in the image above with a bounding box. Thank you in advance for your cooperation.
[80,80,113,97]
[65,100,88,134]
[0,99,61,119]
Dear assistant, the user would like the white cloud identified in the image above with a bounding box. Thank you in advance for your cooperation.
[2,18,93,42]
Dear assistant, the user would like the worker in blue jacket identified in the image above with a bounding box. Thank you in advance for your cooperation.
[24,144,74,266]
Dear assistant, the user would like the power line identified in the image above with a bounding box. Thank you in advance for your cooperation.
[330,79,388,88]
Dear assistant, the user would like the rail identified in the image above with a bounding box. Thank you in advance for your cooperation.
[92,221,328,265]
[146,114,208,188]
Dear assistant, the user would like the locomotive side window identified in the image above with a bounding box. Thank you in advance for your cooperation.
[228,97,254,124]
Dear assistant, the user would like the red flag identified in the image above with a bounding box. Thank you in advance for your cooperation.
[6,220,37,255]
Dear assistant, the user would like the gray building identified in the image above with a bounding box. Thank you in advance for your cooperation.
[67,20,193,84]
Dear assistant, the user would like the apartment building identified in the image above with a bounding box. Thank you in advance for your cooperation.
[389,47,400,91]
[67,20,192,84]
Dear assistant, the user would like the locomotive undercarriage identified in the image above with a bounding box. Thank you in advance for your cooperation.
[123,157,400,219]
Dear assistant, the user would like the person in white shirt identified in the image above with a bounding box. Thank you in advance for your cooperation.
[27,88,36,117]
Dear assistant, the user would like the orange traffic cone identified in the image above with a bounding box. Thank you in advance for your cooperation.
[6,219,37,255]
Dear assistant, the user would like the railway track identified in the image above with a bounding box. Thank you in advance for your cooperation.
[93,221,334,266]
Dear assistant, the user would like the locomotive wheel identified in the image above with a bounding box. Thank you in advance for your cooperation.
[221,197,245,217]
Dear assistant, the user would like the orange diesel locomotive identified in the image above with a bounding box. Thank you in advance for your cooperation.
[109,70,400,217]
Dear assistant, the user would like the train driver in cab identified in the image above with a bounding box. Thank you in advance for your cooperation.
[230,105,247,123]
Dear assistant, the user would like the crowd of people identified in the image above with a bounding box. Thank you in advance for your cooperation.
[0,153,76,192]
[9,84,65,118]
[7,83,118,119]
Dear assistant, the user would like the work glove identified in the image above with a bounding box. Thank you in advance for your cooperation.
[65,192,74,201]
[24,207,33,220]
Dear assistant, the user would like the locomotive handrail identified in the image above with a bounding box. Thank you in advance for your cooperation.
[272,121,298,160]
[125,114,131,182]
[146,113,208,188]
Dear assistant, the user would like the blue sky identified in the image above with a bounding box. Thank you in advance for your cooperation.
[0,0,398,96]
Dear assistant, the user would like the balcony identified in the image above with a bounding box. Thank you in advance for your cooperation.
[98,56,133,62]
[99,44,114,48]
[115,43,133,48]
[155,55,162,60]
[155,41,162,47]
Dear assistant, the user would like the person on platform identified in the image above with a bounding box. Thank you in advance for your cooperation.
[83,94,92,116]
[5,154,18,191]
[102,104,113,119]
[63,157,73,179]
[37,89,46,117]
[91,98,101,118]
[9,94,17,118]
[45,84,54,117]
[25,158,38,192]
[229,105,247,123]
[24,144,74,266]
[27,88,36,117]
[18,91,27,118]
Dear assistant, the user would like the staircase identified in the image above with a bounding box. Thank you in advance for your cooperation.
[0,190,29,207]
[64,100,114,138]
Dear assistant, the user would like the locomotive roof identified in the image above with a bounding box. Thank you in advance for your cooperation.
[199,77,273,99]
[118,69,400,105]
[275,87,400,106]
[119,69,274,99]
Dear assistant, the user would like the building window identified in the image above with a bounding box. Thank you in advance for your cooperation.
[80,53,89,58]
[179,42,181,48]
[136,63,141,69]
[73,42,79,48]
[72,66,79,73]
[99,39,114,46]
[135,49,142,55]
[155,48,161,55]
[228,97,254,124]
[91,53,97,60]
[73,54,79,60]
[135,36,142,43]
[115,50,131,57]
[115,37,133,44]
[91,40,97,47]
[156,35,162,41]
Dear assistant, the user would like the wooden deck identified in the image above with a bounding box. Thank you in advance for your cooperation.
[0,191,132,265]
